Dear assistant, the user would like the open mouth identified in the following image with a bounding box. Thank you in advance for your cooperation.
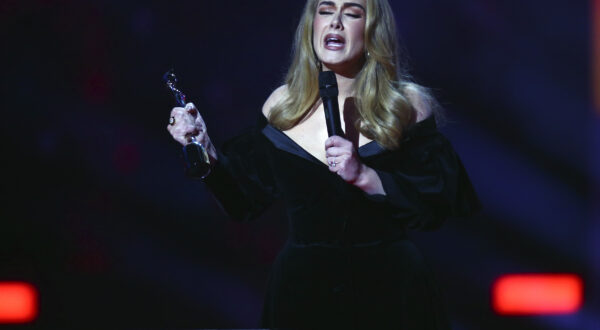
[324,33,345,50]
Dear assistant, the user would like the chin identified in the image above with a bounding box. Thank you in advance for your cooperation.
[321,58,363,74]
[319,49,362,66]
[319,54,349,66]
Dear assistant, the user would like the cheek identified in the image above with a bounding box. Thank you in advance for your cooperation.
[351,24,365,48]
[313,18,328,51]
[313,15,325,33]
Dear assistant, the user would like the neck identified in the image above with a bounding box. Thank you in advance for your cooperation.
[322,61,363,98]
[334,73,355,98]
[322,68,357,98]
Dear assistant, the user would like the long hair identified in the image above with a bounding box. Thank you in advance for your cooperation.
[268,0,437,150]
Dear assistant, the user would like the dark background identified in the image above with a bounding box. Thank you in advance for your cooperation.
[1,0,598,329]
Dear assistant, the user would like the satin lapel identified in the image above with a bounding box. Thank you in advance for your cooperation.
[262,124,325,166]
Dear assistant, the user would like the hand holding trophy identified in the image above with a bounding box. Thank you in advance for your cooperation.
[164,69,214,178]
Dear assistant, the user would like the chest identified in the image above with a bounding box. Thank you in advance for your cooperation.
[283,103,373,165]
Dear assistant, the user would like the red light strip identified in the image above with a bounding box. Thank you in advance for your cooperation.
[492,274,583,315]
[0,282,38,323]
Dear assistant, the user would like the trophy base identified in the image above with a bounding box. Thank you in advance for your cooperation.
[183,142,211,179]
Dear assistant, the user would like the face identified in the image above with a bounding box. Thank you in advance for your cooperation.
[313,0,367,75]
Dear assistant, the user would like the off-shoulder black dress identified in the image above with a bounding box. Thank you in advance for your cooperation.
[204,114,480,329]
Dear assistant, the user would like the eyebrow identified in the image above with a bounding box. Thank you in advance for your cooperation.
[318,1,366,12]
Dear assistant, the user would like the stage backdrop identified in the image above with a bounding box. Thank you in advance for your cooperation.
[0,0,596,329]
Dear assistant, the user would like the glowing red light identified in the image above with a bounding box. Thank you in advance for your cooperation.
[83,70,110,104]
[0,282,38,323]
[492,274,583,315]
[113,142,140,174]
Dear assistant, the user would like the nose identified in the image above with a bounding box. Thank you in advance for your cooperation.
[330,12,343,30]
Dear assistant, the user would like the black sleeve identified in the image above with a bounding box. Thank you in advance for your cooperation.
[203,115,279,222]
[364,117,481,230]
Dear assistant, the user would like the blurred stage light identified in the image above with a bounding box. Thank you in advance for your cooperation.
[0,282,38,323]
[595,0,600,112]
[492,274,583,315]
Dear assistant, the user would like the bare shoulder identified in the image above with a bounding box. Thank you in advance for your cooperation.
[262,85,289,117]
[403,83,433,123]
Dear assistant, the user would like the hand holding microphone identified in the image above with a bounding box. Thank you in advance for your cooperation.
[319,71,363,182]
[319,71,381,192]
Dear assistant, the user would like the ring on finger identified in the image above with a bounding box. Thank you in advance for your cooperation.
[169,117,176,126]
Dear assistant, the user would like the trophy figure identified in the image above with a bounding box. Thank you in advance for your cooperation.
[163,69,211,178]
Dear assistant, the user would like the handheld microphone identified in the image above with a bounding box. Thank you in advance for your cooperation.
[318,71,344,137]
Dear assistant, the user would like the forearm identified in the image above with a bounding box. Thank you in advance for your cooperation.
[353,164,386,195]
[203,158,257,222]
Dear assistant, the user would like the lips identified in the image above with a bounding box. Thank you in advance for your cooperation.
[324,33,345,50]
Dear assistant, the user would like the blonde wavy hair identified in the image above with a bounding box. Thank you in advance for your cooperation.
[268,0,438,150]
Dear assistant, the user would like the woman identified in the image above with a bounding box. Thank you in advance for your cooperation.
[167,0,479,328]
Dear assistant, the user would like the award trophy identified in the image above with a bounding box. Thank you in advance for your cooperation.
[163,69,211,178]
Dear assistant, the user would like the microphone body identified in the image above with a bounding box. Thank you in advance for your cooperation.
[319,71,345,137]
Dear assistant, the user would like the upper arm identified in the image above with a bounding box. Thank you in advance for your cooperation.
[262,85,289,118]
[203,117,281,222]
[367,132,481,230]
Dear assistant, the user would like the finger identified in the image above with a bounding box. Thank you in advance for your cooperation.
[171,113,191,130]
[170,107,195,125]
[324,136,339,149]
[172,120,198,138]
[194,131,208,145]
[170,129,189,146]
[167,123,194,146]
[185,123,203,136]
[173,129,192,145]
[184,128,204,142]
[327,156,343,168]
[327,159,339,172]
[191,125,210,139]
[186,104,208,131]
[185,102,198,117]
[194,114,207,132]
[167,114,184,134]
[325,135,352,149]
[170,106,186,118]
[325,146,350,158]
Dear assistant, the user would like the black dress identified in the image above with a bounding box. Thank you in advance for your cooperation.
[204,113,480,329]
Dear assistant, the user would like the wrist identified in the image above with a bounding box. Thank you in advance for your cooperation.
[203,142,218,166]
[352,164,368,187]
[353,165,384,195]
